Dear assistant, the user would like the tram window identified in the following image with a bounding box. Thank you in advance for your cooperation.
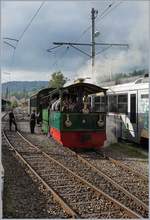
[95,104,100,112]
[30,98,37,107]
[94,96,100,112]
[118,94,128,113]
[100,96,105,112]
[94,96,105,112]
[108,95,117,112]
[141,94,149,99]
[95,96,100,102]
[130,94,136,123]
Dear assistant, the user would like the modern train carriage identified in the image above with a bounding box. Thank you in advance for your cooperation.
[92,75,149,148]
[48,83,107,149]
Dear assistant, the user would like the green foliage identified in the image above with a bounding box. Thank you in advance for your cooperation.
[11,100,18,108]
[49,71,68,89]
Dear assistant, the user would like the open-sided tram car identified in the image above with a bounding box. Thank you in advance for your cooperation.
[29,87,55,125]
[41,83,107,149]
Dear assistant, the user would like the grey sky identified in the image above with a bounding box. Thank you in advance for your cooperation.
[1,0,149,83]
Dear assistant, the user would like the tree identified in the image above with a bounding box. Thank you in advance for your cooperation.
[11,100,18,108]
[49,71,68,88]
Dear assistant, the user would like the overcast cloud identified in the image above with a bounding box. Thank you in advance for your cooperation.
[1,0,149,83]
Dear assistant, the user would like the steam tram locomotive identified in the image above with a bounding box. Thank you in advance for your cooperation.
[30,82,107,149]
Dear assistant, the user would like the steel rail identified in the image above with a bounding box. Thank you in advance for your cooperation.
[75,153,148,210]
[1,112,8,119]
[3,131,79,218]
[95,150,148,180]
[108,157,148,181]
[16,131,141,219]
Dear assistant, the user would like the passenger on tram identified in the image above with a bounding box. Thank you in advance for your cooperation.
[74,98,84,112]
[62,96,69,112]
[68,97,77,112]
[55,98,61,111]
[51,98,58,111]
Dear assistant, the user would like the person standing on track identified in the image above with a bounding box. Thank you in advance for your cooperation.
[9,108,18,131]
[30,109,36,133]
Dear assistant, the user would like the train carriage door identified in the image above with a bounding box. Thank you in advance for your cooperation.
[127,91,138,142]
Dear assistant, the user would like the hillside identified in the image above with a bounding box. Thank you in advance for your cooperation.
[2,81,49,99]
[2,81,49,93]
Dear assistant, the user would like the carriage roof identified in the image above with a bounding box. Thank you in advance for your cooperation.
[30,87,55,99]
[49,83,107,96]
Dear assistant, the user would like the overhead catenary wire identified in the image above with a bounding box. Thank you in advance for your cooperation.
[58,46,70,67]
[3,37,19,42]
[3,41,16,49]
[46,1,121,73]
[18,1,45,42]
[75,0,123,43]
[52,46,70,69]
[75,1,117,42]
[96,45,113,56]
[48,1,118,72]
[3,1,45,77]
[96,1,123,25]
[46,1,125,77]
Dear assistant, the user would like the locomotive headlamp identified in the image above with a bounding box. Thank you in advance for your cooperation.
[82,119,86,124]
[97,114,104,127]
[65,114,72,127]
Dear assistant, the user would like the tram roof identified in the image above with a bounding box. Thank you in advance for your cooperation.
[64,83,107,94]
[30,87,55,98]
[49,83,107,96]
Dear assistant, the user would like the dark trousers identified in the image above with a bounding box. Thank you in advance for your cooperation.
[30,121,35,133]
[9,120,17,131]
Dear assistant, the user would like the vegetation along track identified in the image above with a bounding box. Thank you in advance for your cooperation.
[3,130,142,219]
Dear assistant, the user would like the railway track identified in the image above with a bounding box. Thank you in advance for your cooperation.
[3,130,142,219]
[23,131,149,218]
[77,150,148,204]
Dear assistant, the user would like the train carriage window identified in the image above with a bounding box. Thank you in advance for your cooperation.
[130,94,136,123]
[94,96,100,112]
[118,94,128,114]
[108,95,117,112]
[94,96,106,112]
[30,97,37,107]
[141,94,149,99]
[100,96,105,112]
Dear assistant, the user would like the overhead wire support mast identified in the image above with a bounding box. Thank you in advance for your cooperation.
[91,8,98,67]
[47,7,129,74]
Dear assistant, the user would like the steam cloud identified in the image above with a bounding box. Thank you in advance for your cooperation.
[76,3,149,84]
